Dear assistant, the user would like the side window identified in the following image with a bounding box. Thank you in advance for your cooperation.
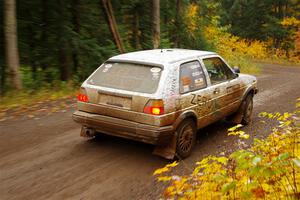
[203,57,235,85]
[180,61,207,93]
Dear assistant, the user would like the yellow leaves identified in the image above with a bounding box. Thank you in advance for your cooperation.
[228,130,245,136]
[157,176,172,182]
[297,98,300,108]
[153,161,178,176]
[239,134,250,139]
[187,4,198,18]
[281,17,300,27]
[166,161,179,168]
[205,23,299,69]
[228,124,243,132]
[155,107,300,199]
[193,156,227,177]
[153,166,170,176]
[204,25,268,61]
[228,124,250,140]
[184,4,200,36]
[216,157,228,165]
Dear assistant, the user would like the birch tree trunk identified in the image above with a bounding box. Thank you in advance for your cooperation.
[4,0,22,90]
[152,0,160,49]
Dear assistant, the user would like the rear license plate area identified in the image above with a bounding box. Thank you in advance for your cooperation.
[98,94,132,109]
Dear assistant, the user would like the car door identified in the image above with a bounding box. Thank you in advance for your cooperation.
[178,60,213,128]
[201,56,241,120]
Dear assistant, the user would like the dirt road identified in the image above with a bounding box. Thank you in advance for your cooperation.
[1,64,300,200]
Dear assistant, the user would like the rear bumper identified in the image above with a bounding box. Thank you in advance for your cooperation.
[72,111,174,145]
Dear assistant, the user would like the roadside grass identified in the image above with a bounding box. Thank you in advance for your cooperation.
[154,99,300,199]
[226,57,262,75]
[0,84,77,112]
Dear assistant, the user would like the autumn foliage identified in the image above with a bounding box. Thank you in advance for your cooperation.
[154,99,300,199]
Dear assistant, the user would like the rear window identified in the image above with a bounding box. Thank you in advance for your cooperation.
[87,62,162,94]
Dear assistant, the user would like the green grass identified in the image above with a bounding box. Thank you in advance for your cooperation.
[0,85,77,111]
[226,57,262,75]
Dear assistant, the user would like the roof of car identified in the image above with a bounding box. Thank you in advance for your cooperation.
[108,49,217,65]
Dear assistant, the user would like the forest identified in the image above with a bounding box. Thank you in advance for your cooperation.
[1,0,299,96]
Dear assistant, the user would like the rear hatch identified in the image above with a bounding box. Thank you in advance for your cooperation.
[78,62,163,123]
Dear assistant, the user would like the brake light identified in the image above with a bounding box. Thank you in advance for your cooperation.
[77,94,88,102]
[77,88,89,102]
[143,99,164,115]
[151,107,163,115]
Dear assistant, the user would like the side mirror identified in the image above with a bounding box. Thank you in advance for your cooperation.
[233,66,240,74]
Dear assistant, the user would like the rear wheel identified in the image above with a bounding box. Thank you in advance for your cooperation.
[176,119,197,159]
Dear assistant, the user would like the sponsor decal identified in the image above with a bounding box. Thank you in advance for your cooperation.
[194,78,204,87]
[151,67,161,80]
[150,67,161,73]
[102,64,113,72]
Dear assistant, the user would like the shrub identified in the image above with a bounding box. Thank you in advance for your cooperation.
[154,99,300,199]
[204,26,267,74]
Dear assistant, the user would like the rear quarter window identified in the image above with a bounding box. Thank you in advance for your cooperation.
[180,60,207,93]
[87,62,162,94]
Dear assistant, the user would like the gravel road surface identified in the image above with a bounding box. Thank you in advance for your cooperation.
[1,63,300,200]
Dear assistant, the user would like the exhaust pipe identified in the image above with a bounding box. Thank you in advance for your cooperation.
[80,126,96,138]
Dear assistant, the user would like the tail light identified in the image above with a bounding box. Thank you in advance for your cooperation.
[77,87,89,102]
[143,99,164,115]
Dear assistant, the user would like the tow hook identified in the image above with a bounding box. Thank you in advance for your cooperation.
[80,126,96,138]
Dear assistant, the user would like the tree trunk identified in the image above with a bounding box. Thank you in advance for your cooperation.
[174,0,182,48]
[58,0,70,81]
[40,0,49,70]
[0,64,5,95]
[4,0,22,90]
[59,44,69,81]
[101,0,125,53]
[133,8,141,49]
[27,24,37,81]
[152,0,160,49]
[72,0,80,74]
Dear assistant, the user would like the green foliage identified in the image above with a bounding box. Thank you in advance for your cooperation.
[1,0,298,96]
[221,0,300,43]
[154,99,300,199]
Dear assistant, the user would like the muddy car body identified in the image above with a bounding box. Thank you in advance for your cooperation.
[73,49,258,158]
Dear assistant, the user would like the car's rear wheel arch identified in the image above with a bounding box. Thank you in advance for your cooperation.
[173,111,198,131]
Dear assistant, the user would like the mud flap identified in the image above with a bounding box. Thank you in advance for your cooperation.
[152,133,177,160]
[231,100,246,124]
[231,111,243,124]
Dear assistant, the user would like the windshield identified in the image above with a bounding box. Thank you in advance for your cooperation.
[87,62,162,94]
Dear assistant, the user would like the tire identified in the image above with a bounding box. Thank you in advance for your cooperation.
[227,94,253,125]
[241,94,253,125]
[175,119,197,159]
